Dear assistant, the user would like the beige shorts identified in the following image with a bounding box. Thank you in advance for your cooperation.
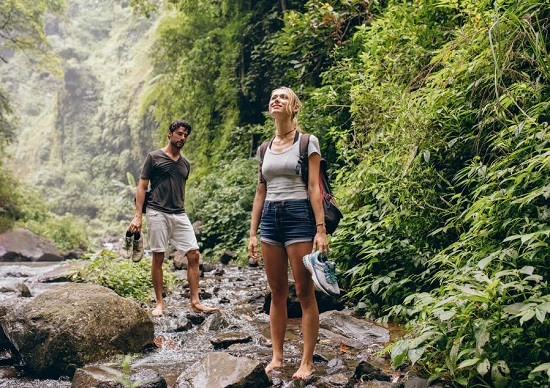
[146,209,199,254]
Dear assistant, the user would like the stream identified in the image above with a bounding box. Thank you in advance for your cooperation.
[0,258,402,387]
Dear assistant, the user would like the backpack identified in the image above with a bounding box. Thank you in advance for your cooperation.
[258,133,343,234]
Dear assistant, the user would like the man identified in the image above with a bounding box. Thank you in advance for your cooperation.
[128,119,219,317]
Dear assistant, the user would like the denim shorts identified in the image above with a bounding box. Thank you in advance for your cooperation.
[260,199,316,247]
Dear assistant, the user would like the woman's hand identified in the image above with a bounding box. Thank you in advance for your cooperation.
[313,225,329,254]
[248,235,261,260]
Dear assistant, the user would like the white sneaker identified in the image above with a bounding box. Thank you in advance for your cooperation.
[302,251,340,296]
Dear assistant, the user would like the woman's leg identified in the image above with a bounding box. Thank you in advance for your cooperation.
[287,242,318,379]
[262,242,288,373]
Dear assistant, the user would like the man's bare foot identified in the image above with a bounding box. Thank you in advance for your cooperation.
[265,359,283,374]
[292,365,314,380]
[190,302,219,314]
[152,303,164,317]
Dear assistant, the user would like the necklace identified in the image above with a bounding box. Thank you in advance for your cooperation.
[275,128,296,139]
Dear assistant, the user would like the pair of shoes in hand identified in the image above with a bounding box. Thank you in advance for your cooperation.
[302,251,340,296]
[120,231,144,262]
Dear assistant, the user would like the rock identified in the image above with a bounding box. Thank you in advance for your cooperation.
[210,332,252,349]
[0,228,64,262]
[16,282,31,297]
[72,365,167,388]
[173,251,204,270]
[1,283,154,378]
[262,282,345,318]
[35,260,87,283]
[174,352,268,388]
[219,250,237,265]
[200,313,230,332]
[319,310,389,344]
[354,360,391,381]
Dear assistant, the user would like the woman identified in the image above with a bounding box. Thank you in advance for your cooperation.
[248,86,328,379]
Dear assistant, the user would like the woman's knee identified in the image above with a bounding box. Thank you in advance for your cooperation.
[270,287,289,304]
[294,285,316,305]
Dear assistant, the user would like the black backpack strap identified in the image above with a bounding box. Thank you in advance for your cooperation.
[298,133,310,186]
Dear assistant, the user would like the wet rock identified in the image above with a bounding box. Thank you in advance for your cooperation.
[210,332,252,349]
[200,313,230,332]
[327,357,347,374]
[35,261,87,283]
[72,364,167,388]
[63,250,85,260]
[186,312,206,325]
[0,228,64,262]
[319,310,389,344]
[1,283,154,378]
[174,352,268,388]
[173,251,204,270]
[262,282,345,318]
[219,250,237,265]
[202,263,215,273]
[16,283,31,297]
[317,372,351,387]
[175,317,193,332]
[354,360,391,382]
[354,381,396,387]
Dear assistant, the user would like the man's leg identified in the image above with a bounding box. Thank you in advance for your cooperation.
[152,251,165,316]
[187,249,219,313]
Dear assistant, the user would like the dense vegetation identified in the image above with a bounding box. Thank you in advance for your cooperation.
[1,0,549,386]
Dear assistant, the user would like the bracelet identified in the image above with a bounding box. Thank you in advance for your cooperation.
[316,222,326,227]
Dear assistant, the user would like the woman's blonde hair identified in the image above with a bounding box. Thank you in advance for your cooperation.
[272,86,302,130]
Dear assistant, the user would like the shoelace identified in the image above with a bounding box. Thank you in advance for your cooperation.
[324,262,337,285]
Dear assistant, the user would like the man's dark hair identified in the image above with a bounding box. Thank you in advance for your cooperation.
[169,120,192,134]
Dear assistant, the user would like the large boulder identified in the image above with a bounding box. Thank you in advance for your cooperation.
[0,228,64,262]
[1,283,154,378]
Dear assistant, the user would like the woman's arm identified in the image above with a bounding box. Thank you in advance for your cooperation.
[248,173,267,260]
[307,153,329,253]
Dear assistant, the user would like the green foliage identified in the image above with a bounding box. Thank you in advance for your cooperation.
[70,249,179,302]
[19,212,89,252]
[0,0,65,71]
[186,157,257,257]
[336,0,550,385]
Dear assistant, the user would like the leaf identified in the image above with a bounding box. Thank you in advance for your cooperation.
[477,358,490,376]
[423,149,431,163]
[519,309,536,325]
[535,306,546,323]
[458,358,480,369]
[503,303,525,314]
[408,346,427,365]
[519,266,535,275]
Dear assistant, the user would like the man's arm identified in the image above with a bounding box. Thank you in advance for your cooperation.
[129,178,150,233]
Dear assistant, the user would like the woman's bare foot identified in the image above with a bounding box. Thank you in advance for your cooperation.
[265,359,283,374]
[190,302,219,314]
[152,303,164,317]
[292,364,314,380]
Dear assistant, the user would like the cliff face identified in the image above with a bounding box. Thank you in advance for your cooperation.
[0,0,161,219]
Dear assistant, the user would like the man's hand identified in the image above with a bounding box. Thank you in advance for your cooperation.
[128,214,142,233]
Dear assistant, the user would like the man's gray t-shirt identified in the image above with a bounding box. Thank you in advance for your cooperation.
[140,149,190,214]
[261,133,321,202]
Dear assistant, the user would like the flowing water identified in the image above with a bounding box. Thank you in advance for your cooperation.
[0,259,400,387]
